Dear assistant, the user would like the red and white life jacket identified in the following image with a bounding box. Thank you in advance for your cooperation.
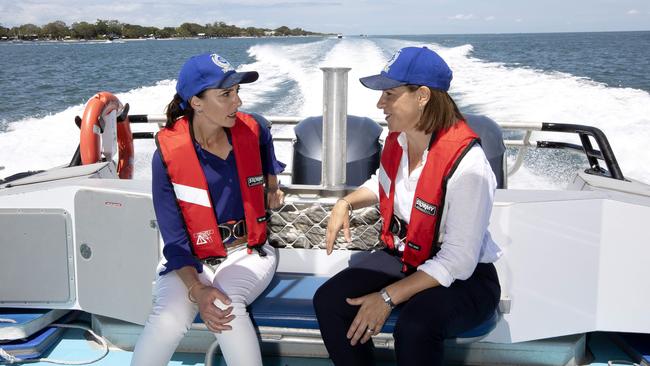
[379,120,479,272]
[156,112,267,260]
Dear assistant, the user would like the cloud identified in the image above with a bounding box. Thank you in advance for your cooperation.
[627,9,639,15]
[515,18,523,23]
[220,1,342,8]
[484,16,495,21]
[448,14,476,21]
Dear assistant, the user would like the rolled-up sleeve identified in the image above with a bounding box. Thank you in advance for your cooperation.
[152,150,202,275]
[360,171,380,199]
[417,147,496,287]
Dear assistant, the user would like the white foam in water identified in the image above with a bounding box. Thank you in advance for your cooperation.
[0,77,272,181]
[368,39,650,188]
[444,43,650,187]
[117,81,175,180]
[246,40,331,117]
[0,81,175,180]
[2,37,649,188]
[314,39,386,119]
[0,106,84,178]
[242,39,392,174]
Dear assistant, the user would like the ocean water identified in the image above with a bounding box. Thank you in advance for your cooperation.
[1,32,649,187]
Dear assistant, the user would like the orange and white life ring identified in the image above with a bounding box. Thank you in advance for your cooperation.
[79,92,134,179]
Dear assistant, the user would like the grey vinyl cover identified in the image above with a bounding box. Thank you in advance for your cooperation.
[463,114,506,188]
[74,188,160,325]
[0,209,74,305]
[0,162,115,190]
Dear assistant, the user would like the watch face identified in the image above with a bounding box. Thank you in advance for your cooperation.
[380,288,395,309]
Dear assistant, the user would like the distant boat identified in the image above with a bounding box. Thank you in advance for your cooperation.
[337,33,343,39]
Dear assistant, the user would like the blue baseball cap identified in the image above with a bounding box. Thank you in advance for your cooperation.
[176,53,259,109]
[360,47,452,91]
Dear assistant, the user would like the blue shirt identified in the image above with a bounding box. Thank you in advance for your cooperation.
[152,116,285,275]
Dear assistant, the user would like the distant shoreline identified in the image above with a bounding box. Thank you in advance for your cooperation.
[0,34,331,43]
[0,20,328,42]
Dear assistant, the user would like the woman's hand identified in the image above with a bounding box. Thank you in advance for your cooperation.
[191,284,235,333]
[346,292,392,345]
[325,200,352,255]
[266,187,285,209]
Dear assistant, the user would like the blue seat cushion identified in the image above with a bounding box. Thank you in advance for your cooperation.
[195,273,498,340]
[249,274,327,329]
[0,308,69,341]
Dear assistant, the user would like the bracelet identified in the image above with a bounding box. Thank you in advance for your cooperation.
[187,281,202,304]
[338,198,354,213]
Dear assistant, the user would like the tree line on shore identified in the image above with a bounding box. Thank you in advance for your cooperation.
[0,19,323,40]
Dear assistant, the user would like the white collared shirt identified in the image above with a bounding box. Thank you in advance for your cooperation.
[361,132,502,287]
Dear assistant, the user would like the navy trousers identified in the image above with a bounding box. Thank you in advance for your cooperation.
[313,250,500,366]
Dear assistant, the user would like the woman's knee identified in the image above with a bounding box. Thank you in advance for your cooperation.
[146,306,193,337]
[394,307,448,343]
[313,280,336,314]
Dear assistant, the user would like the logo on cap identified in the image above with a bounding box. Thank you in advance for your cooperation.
[211,54,234,72]
[383,49,402,73]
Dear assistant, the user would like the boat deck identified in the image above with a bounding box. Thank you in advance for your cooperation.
[11,326,642,366]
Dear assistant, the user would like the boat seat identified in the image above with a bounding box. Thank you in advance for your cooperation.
[0,310,77,361]
[0,308,69,341]
[195,273,498,341]
[464,114,506,189]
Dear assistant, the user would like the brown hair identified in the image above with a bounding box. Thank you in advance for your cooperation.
[164,90,206,128]
[407,85,463,134]
[165,94,191,128]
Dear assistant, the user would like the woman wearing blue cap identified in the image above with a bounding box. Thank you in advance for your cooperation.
[131,53,285,366]
[314,47,501,365]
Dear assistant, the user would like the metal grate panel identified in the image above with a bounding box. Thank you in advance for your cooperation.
[268,196,384,251]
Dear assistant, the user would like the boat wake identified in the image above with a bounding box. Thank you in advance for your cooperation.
[1,37,649,186]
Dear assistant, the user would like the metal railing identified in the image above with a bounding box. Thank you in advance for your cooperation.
[127,114,623,181]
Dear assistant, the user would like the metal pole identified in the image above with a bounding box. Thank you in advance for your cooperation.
[320,67,350,188]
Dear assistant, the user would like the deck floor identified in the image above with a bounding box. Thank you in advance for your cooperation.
[5,328,641,366]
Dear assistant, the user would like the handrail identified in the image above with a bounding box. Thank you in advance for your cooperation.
[540,123,624,180]
[126,114,624,181]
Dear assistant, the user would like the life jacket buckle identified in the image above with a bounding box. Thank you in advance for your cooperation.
[389,215,408,242]
[218,219,247,243]
[204,257,224,266]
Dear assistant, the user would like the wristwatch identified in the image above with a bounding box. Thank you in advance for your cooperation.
[380,288,396,310]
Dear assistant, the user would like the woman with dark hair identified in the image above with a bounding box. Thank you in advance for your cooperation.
[314,46,502,366]
[131,52,285,366]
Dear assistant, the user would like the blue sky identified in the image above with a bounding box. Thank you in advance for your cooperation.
[1,0,649,34]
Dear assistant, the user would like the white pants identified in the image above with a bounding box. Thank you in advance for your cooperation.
[131,244,277,366]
